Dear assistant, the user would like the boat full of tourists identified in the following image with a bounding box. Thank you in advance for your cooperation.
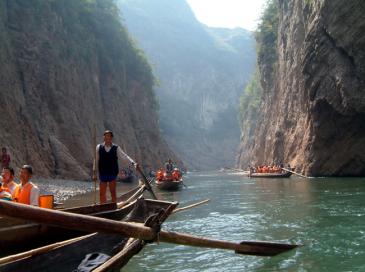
[155,168,183,190]
[248,165,293,178]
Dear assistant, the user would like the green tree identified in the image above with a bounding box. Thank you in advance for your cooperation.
[239,69,263,125]
[255,0,279,69]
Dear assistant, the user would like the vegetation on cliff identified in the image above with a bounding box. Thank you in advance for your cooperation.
[239,0,278,124]
[238,0,365,176]
[9,0,155,96]
[0,0,175,179]
[238,69,262,127]
[255,0,279,70]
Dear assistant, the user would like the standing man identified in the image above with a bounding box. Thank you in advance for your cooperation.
[165,159,174,174]
[94,130,133,204]
[1,166,20,199]
[17,165,40,206]
[1,147,10,168]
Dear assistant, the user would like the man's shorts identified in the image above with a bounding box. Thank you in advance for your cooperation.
[99,175,117,182]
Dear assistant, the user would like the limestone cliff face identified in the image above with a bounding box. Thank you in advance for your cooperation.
[0,0,179,180]
[237,0,365,176]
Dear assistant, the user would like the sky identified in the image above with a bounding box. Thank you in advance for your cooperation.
[186,0,267,31]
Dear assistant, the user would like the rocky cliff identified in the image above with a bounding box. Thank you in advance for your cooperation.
[118,0,255,170]
[237,0,365,176]
[0,0,179,180]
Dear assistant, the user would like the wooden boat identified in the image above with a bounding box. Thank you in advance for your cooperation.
[155,169,183,191]
[118,174,135,183]
[118,168,136,183]
[0,198,178,271]
[0,185,146,256]
[248,171,292,178]
[155,178,183,190]
[0,198,301,270]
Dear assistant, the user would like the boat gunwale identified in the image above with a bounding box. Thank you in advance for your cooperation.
[249,172,292,178]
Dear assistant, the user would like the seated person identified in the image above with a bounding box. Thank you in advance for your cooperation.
[0,181,12,201]
[1,166,20,199]
[17,165,39,206]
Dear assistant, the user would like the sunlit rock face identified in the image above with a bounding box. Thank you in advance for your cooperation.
[0,1,179,179]
[118,0,256,170]
[237,0,365,176]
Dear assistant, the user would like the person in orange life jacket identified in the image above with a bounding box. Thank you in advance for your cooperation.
[0,181,12,201]
[17,165,40,206]
[1,166,20,199]
[94,130,134,204]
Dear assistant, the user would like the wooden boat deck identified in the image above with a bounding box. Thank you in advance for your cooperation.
[0,198,178,271]
[0,186,147,256]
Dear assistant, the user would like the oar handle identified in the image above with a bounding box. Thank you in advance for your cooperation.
[281,167,308,178]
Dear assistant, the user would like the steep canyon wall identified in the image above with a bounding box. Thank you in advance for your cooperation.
[237,0,365,176]
[0,0,179,179]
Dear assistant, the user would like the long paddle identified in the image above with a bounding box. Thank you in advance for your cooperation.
[0,200,300,256]
[281,167,309,178]
[118,147,157,200]
[172,199,210,214]
[135,164,157,200]
[92,125,97,204]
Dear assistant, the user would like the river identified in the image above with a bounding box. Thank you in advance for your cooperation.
[41,171,365,271]
[123,171,365,272]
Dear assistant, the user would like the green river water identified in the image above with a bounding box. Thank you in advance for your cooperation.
[41,171,365,271]
[122,171,365,272]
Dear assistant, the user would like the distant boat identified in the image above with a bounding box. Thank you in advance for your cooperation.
[155,169,183,191]
[118,169,136,183]
[248,171,292,178]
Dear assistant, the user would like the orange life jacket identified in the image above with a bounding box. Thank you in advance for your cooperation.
[0,187,12,201]
[156,170,164,181]
[4,180,20,199]
[17,182,38,205]
[172,170,181,181]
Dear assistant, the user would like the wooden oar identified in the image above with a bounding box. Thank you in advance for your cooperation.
[0,233,95,265]
[172,199,210,214]
[0,200,300,256]
[111,143,157,200]
[92,124,97,204]
[281,168,308,178]
[135,164,157,200]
